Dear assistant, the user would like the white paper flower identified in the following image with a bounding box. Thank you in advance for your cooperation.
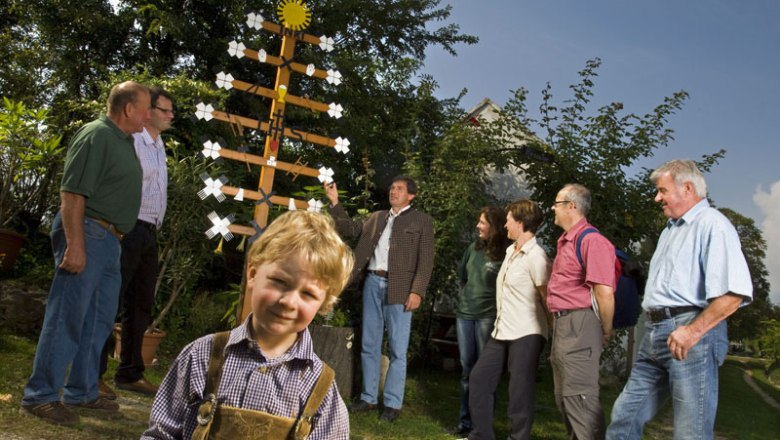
[246,12,264,30]
[327,103,343,119]
[319,35,335,52]
[227,40,246,58]
[317,167,335,184]
[307,198,323,212]
[258,49,267,63]
[267,156,277,167]
[206,211,234,241]
[201,140,222,159]
[195,102,214,121]
[234,188,245,201]
[326,69,342,86]
[198,174,228,202]
[215,72,234,90]
[306,64,316,76]
[334,137,350,154]
[288,198,297,211]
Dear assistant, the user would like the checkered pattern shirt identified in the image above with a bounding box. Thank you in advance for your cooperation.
[133,128,167,228]
[140,318,349,439]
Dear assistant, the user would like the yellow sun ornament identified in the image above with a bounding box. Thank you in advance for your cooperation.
[277,0,312,31]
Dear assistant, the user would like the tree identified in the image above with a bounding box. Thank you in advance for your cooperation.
[719,207,774,342]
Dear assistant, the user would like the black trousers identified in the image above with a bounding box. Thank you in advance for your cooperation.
[468,334,546,440]
[99,220,159,382]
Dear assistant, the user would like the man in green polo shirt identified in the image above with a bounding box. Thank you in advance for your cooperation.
[21,81,150,426]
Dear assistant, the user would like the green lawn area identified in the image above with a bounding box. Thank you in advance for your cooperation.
[1,334,778,439]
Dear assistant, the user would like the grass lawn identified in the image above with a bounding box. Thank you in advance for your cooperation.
[2,333,778,439]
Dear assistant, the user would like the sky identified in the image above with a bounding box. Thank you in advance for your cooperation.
[421,0,780,304]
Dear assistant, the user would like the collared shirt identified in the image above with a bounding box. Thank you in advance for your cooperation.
[141,318,349,440]
[492,237,552,340]
[643,199,753,310]
[368,204,411,272]
[547,218,616,313]
[133,127,167,228]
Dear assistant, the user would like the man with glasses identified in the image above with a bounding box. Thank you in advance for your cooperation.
[547,183,617,439]
[99,86,174,398]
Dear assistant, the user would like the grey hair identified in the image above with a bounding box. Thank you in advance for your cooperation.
[561,183,591,216]
[650,159,707,198]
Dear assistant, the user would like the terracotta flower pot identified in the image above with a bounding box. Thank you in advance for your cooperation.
[0,228,25,272]
[113,324,167,368]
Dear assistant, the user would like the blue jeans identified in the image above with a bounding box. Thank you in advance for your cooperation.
[456,317,494,430]
[360,273,412,409]
[22,214,122,405]
[606,310,728,440]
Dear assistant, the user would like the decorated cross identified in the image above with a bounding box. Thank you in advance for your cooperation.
[194,0,347,245]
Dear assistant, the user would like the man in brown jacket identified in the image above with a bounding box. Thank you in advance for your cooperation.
[325,176,434,422]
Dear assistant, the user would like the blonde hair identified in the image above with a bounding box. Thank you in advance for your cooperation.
[246,211,354,313]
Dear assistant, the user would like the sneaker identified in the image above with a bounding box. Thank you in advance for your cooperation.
[99,379,117,400]
[65,396,120,412]
[20,401,80,426]
[348,400,377,413]
[380,407,400,422]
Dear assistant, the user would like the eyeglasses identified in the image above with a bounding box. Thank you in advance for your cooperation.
[154,106,175,115]
[552,200,571,206]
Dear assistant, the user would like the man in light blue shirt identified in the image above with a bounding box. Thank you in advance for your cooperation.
[607,159,752,440]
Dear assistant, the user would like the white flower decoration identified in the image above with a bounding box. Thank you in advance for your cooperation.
[234,188,245,201]
[288,198,297,211]
[227,40,246,58]
[258,49,267,63]
[334,137,350,154]
[327,103,343,119]
[215,72,234,90]
[206,212,234,241]
[306,64,316,76]
[319,35,335,52]
[267,156,277,167]
[198,174,228,202]
[326,69,342,86]
[246,12,264,30]
[307,198,324,212]
[317,167,335,184]
[201,140,222,159]
[195,102,214,121]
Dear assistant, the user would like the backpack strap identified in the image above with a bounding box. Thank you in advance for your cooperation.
[192,331,231,440]
[575,227,599,270]
[292,363,336,440]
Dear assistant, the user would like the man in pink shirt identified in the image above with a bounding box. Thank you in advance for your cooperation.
[547,184,616,440]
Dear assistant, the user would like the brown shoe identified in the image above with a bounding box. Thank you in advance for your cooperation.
[65,396,119,412]
[20,401,80,426]
[99,379,117,400]
[115,378,159,396]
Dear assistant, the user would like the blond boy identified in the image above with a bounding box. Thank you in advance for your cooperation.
[141,211,354,440]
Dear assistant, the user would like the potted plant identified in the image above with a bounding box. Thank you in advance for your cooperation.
[0,98,64,272]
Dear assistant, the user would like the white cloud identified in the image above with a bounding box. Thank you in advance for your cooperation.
[754,181,780,305]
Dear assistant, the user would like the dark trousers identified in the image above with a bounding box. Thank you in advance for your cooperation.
[468,334,546,440]
[99,220,159,383]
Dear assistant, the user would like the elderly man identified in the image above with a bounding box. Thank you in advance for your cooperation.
[325,176,434,422]
[547,183,617,440]
[21,81,149,426]
[606,160,752,439]
[98,86,175,398]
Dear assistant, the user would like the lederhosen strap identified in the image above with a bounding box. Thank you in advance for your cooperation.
[192,331,230,440]
[291,363,335,440]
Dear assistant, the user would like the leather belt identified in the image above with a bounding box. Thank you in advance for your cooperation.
[552,307,592,318]
[137,219,157,232]
[369,270,389,278]
[646,306,701,323]
[90,218,124,241]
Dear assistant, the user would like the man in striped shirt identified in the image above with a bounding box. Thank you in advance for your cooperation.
[99,86,174,397]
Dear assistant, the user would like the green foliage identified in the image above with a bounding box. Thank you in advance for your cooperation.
[757,319,780,361]
[0,97,64,231]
